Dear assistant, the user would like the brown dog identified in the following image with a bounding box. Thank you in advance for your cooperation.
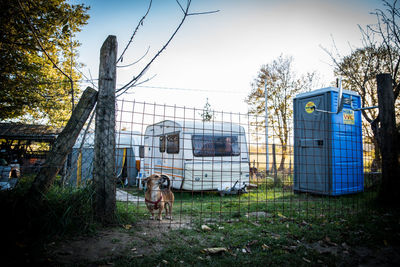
[142,174,174,221]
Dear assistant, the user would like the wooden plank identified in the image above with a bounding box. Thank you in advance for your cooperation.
[28,87,98,198]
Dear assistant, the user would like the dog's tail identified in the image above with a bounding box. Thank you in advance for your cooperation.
[160,174,171,189]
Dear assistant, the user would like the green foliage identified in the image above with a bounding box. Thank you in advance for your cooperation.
[0,177,98,249]
[0,0,89,126]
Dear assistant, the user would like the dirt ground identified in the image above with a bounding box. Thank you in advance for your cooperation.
[46,218,192,265]
[44,214,400,266]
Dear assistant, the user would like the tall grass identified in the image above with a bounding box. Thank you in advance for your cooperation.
[0,176,99,247]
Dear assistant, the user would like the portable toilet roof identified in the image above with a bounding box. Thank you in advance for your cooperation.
[295,87,359,99]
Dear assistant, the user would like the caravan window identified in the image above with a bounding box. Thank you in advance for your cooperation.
[192,135,240,157]
[159,136,165,152]
[167,134,179,154]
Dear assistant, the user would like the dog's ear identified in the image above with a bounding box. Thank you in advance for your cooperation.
[141,177,149,186]
[160,174,171,189]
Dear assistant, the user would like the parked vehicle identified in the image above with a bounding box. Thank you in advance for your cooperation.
[65,131,143,186]
[142,120,250,193]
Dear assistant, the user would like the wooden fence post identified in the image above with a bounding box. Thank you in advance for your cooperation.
[376,74,400,205]
[28,87,98,199]
[93,35,117,224]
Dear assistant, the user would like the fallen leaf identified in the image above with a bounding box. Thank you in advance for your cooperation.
[270,233,281,240]
[302,257,311,263]
[201,225,212,231]
[131,248,137,252]
[123,224,132,230]
[162,259,169,264]
[277,213,287,219]
[201,247,228,254]
[262,244,270,250]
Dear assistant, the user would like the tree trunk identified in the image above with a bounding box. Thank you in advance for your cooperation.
[278,145,287,171]
[93,35,117,224]
[370,138,381,172]
[376,74,400,205]
[28,87,98,199]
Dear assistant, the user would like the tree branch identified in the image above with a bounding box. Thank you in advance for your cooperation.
[116,46,150,68]
[116,0,152,64]
[116,0,219,95]
[18,0,74,106]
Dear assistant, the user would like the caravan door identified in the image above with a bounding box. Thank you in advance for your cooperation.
[154,132,184,189]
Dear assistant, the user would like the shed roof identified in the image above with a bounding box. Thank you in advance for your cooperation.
[0,123,62,142]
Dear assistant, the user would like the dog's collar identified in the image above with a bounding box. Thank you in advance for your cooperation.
[145,196,162,209]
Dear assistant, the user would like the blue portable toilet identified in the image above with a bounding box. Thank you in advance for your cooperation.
[293,87,364,195]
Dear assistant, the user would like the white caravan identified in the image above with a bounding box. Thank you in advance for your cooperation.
[142,120,250,192]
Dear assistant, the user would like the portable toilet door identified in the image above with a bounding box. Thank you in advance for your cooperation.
[293,87,364,196]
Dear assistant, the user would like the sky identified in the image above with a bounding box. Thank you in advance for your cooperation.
[75,0,384,115]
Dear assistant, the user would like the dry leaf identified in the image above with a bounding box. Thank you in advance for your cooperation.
[123,224,132,230]
[302,257,311,263]
[162,260,169,264]
[201,225,212,231]
[201,247,228,254]
[262,244,270,250]
[277,213,287,219]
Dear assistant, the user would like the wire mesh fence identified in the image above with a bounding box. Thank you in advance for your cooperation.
[1,96,380,227]
[105,99,380,227]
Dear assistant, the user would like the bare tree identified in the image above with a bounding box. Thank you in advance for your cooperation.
[115,0,219,97]
[323,1,400,169]
[323,0,400,203]
[246,55,317,171]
